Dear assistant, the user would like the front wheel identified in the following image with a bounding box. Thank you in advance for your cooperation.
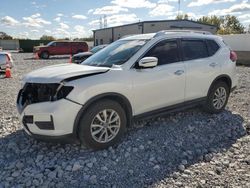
[78,100,127,150]
[204,81,230,113]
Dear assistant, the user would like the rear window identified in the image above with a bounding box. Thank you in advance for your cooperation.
[72,42,87,46]
[181,40,209,61]
[206,39,220,56]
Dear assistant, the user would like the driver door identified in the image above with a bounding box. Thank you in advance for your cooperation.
[131,39,186,115]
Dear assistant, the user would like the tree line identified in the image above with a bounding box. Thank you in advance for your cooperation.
[1,15,250,40]
[0,32,94,41]
[176,14,247,34]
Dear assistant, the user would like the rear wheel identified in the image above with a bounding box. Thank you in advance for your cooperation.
[40,51,49,59]
[78,100,127,150]
[204,81,230,113]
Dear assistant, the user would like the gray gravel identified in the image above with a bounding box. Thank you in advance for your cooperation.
[0,53,249,188]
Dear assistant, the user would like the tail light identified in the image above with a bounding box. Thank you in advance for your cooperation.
[230,51,237,62]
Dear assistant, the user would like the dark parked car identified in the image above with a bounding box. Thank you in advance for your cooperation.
[72,44,107,64]
[34,41,88,59]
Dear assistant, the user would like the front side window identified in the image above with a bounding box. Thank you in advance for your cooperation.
[181,40,209,61]
[47,42,56,46]
[82,39,148,67]
[143,40,180,65]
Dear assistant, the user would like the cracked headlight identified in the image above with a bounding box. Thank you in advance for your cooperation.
[21,83,74,105]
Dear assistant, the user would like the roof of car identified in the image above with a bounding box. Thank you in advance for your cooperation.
[51,41,87,43]
[120,33,156,40]
[0,52,9,55]
[121,30,220,41]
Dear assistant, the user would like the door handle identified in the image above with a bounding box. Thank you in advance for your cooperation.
[174,70,184,75]
[209,62,218,67]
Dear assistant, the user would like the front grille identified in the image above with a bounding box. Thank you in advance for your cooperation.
[20,83,60,106]
[17,83,73,113]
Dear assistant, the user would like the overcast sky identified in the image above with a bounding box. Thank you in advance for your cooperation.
[0,0,250,39]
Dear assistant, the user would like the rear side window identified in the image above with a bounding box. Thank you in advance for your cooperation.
[181,40,208,61]
[144,40,180,65]
[206,39,220,56]
[0,54,7,64]
[57,42,68,47]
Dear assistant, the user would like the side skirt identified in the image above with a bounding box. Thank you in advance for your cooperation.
[133,97,207,121]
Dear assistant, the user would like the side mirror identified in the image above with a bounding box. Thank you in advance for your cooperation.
[138,57,158,68]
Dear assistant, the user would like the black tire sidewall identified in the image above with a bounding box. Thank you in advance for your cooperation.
[205,81,230,113]
[78,100,127,150]
[41,51,49,59]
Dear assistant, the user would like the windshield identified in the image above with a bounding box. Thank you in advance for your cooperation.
[46,41,54,46]
[90,46,103,53]
[82,39,148,67]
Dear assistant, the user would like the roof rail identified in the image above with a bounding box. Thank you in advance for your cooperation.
[121,34,139,39]
[154,30,212,38]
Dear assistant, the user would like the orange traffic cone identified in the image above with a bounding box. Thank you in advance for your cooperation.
[69,55,72,63]
[35,53,39,60]
[5,63,11,78]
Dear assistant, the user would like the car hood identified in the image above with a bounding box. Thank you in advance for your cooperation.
[23,63,110,83]
[34,45,46,48]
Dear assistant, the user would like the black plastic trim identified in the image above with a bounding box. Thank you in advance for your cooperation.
[231,86,237,92]
[23,115,33,124]
[35,115,55,130]
[207,74,232,96]
[133,97,206,121]
[62,70,109,82]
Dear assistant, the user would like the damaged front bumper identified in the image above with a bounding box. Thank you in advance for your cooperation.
[16,83,82,140]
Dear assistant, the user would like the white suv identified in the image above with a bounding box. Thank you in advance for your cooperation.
[17,31,237,150]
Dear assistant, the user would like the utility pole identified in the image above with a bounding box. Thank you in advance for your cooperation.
[99,17,103,29]
[104,15,107,28]
[178,0,181,17]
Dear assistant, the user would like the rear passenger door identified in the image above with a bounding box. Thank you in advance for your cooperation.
[53,42,69,55]
[181,38,221,101]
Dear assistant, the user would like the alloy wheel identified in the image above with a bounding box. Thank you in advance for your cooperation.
[212,87,227,109]
[90,109,121,143]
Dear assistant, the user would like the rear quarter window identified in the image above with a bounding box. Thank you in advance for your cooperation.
[0,54,7,64]
[206,39,220,56]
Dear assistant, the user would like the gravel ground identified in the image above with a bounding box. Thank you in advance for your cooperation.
[0,53,249,188]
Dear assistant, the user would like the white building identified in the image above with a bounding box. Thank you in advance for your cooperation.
[93,19,218,46]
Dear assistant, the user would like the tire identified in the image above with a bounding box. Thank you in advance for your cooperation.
[40,51,49,59]
[78,100,127,150]
[204,81,230,113]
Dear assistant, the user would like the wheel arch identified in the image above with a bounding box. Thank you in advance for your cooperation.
[207,74,232,96]
[73,92,133,138]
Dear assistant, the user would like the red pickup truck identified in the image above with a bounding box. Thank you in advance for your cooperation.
[33,41,88,59]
